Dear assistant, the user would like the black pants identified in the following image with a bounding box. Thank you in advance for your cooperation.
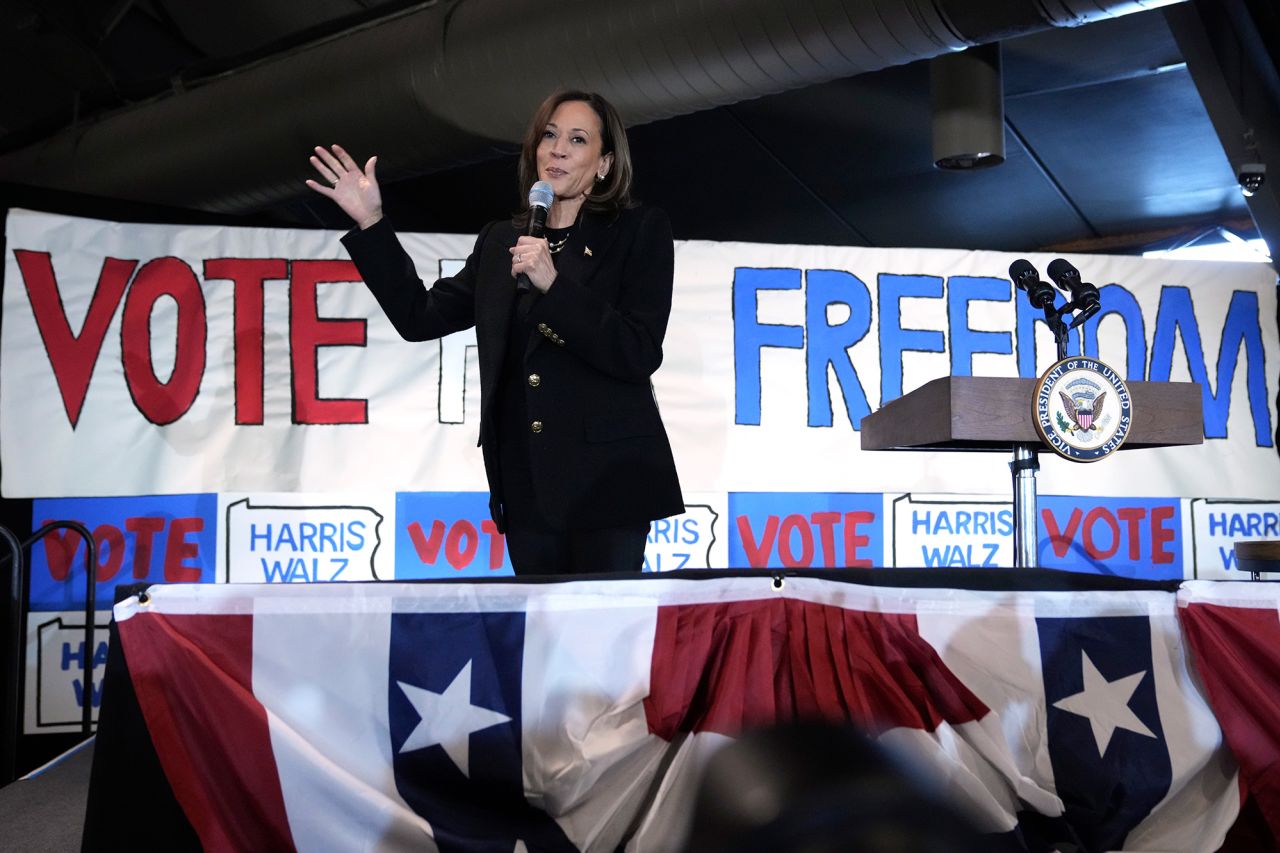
[505,521,650,576]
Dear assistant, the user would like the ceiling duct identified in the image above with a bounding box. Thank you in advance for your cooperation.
[0,0,1184,213]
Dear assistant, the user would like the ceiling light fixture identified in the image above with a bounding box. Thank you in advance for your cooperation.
[931,43,1005,171]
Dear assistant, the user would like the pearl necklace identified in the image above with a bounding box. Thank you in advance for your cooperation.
[548,232,571,254]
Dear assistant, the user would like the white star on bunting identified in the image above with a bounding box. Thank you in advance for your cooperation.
[1052,651,1156,757]
[397,660,512,777]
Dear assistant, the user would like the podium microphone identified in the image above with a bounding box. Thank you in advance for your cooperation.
[1047,258,1100,326]
[516,181,554,292]
[1009,259,1056,310]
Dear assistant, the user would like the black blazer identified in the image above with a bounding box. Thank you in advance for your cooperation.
[342,204,684,532]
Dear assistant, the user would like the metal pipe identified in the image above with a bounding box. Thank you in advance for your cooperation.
[1,526,24,785]
[0,0,1181,213]
[0,521,96,785]
[1011,443,1040,568]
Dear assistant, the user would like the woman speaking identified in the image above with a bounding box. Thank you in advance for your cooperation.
[307,90,683,576]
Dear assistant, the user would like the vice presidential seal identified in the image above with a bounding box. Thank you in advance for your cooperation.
[1033,357,1133,462]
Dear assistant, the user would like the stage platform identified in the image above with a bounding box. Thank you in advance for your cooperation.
[0,738,93,853]
[74,569,1280,851]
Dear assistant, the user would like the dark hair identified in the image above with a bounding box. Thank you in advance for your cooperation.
[515,90,634,225]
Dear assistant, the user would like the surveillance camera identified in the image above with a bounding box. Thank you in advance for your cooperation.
[1238,163,1266,196]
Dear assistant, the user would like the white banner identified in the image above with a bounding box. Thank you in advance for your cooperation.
[4,207,1278,502]
[23,609,109,734]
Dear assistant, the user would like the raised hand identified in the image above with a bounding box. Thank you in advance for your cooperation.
[306,144,383,230]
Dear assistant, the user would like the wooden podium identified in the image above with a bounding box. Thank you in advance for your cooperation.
[860,376,1203,567]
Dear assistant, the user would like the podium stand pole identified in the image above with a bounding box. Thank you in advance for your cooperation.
[1011,444,1039,568]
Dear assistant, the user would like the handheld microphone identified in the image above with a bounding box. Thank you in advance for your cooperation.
[1009,259,1056,310]
[516,181,554,292]
[1047,258,1100,324]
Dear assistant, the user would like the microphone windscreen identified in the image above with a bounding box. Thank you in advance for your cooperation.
[528,181,554,210]
[1008,259,1036,287]
[1047,258,1078,283]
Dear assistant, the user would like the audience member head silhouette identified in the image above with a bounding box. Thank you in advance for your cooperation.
[682,723,988,853]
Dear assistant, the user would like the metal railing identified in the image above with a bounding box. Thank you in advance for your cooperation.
[2,521,95,785]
